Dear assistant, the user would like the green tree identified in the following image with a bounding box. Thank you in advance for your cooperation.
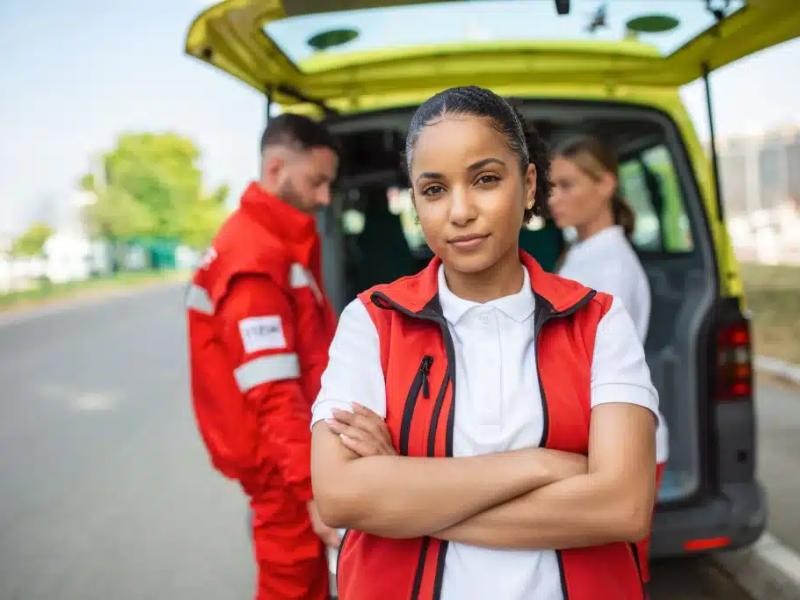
[85,186,157,240]
[82,133,228,248]
[78,173,95,191]
[176,183,229,249]
[11,223,54,257]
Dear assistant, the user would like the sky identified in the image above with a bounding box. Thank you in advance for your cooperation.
[1,1,799,237]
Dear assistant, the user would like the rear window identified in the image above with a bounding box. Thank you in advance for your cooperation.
[619,144,695,253]
[268,0,746,65]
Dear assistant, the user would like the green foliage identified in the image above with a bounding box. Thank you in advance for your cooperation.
[85,186,157,240]
[11,223,54,257]
[78,173,95,191]
[82,133,228,248]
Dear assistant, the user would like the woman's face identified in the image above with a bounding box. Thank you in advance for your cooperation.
[410,115,535,275]
[548,155,614,230]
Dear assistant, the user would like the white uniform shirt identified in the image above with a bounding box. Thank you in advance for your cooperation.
[312,265,659,600]
[559,226,650,338]
[559,224,669,463]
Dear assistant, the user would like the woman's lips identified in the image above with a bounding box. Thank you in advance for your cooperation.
[448,234,489,250]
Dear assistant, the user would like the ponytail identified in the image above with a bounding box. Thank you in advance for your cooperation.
[611,194,635,239]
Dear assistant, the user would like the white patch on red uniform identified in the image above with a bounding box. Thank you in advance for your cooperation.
[238,315,287,353]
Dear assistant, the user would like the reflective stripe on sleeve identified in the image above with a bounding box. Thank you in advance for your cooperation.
[290,263,310,288]
[290,262,323,303]
[185,284,214,315]
[234,353,300,392]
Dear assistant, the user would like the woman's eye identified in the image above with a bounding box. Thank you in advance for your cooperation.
[476,174,500,185]
[422,185,445,196]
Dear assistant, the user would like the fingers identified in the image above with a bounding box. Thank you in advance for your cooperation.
[338,433,379,457]
[352,402,379,418]
[332,407,392,447]
[323,527,341,549]
[325,418,348,435]
[326,419,392,447]
[331,408,355,425]
[327,419,381,452]
[312,522,341,549]
[327,406,397,457]
[352,403,393,445]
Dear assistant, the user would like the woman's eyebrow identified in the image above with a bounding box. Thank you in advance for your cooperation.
[468,157,506,171]
[416,171,443,184]
[415,158,505,184]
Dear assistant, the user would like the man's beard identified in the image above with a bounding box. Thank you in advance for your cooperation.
[278,178,307,212]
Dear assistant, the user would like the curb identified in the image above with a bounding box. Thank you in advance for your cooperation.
[718,356,800,598]
[713,533,800,600]
[755,355,800,387]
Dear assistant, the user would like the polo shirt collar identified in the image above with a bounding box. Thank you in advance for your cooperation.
[437,264,535,325]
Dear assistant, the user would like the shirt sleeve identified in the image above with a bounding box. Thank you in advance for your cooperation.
[311,299,387,427]
[216,274,313,502]
[591,296,659,420]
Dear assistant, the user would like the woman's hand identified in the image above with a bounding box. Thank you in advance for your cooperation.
[326,404,397,457]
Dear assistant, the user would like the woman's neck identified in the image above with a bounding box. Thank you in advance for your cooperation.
[576,210,615,242]
[443,246,524,303]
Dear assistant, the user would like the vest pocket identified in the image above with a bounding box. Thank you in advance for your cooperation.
[399,355,433,456]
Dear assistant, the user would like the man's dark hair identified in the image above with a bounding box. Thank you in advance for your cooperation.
[260,113,340,155]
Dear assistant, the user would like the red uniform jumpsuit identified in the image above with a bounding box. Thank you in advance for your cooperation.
[186,183,336,599]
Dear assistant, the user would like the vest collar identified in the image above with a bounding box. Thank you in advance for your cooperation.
[437,264,535,324]
[239,182,318,245]
[371,251,594,318]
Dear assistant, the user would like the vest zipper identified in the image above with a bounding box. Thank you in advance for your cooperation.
[371,292,457,600]
[400,355,434,456]
[533,290,597,448]
[421,355,433,399]
[533,289,596,600]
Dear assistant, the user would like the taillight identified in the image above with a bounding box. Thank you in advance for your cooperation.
[683,536,732,552]
[714,320,753,401]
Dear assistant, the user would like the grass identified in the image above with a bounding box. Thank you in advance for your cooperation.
[740,263,800,365]
[0,269,187,312]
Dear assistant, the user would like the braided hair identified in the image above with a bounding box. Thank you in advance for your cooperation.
[405,86,551,223]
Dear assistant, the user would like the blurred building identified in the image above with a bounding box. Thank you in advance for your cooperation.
[719,127,800,264]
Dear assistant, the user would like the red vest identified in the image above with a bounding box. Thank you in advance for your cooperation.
[338,253,644,600]
[186,183,335,480]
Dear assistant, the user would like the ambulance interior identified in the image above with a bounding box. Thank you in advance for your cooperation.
[320,100,724,509]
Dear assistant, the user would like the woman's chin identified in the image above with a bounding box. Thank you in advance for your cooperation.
[441,249,498,275]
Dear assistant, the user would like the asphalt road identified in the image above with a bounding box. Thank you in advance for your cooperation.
[2,282,791,599]
[0,284,252,599]
[754,373,800,553]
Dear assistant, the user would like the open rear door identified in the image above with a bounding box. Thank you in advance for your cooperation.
[658,0,800,84]
[187,1,800,103]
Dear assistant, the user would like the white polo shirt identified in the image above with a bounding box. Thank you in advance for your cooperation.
[559,225,669,463]
[312,265,658,600]
[559,226,650,340]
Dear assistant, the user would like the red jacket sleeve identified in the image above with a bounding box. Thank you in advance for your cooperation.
[216,274,313,503]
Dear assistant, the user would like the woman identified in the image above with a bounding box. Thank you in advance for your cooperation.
[549,135,669,585]
[550,136,649,339]
[311,86,658,600]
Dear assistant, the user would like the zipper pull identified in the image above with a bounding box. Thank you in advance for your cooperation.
[421,356,433,399]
